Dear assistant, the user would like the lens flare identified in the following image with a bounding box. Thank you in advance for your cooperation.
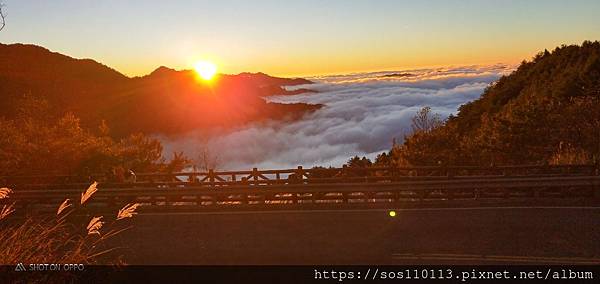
[194,61,217,80]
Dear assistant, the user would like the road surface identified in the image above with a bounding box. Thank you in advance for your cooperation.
[111,205,600,265]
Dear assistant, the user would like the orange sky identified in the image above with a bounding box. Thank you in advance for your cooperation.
[2,0,600,77]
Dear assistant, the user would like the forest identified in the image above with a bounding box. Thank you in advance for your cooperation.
[374,41,600,168]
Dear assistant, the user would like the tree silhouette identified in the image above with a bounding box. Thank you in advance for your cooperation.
[0,2,5,31]
[411,106,442,133]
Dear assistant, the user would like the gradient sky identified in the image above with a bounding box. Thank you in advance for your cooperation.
[1,0,600,77]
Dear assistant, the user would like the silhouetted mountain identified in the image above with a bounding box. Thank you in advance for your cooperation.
[0,43,320,136]
[147,66,178,78]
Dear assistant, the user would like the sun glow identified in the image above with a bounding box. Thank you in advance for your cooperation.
[194,61,217,80]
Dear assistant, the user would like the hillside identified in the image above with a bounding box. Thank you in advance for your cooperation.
[394,41,600,166]
[0,43,319,136]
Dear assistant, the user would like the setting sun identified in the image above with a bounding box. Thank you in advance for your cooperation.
[194,61,217,80]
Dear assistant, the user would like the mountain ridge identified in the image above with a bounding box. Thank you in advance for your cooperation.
[0,42,320,136]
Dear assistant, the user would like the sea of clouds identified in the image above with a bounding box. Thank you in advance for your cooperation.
[159,64,513,170]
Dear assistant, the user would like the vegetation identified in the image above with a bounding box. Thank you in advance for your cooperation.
[0,95,190,177]
[387,41,600,167]
[0,183,140,281]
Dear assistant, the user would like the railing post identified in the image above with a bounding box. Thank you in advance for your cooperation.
[296,166,304,184]
[208,169,215,186]
[252,168,259,184]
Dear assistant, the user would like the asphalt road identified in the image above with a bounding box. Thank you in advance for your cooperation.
[113,206,600,265]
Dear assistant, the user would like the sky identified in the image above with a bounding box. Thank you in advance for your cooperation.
[1,0,600,77]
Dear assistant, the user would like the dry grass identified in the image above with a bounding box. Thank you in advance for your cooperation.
[86,216,104,236]
[56,198,71,216]
[0,202,15,220]
[80,181,98,205]
[0,217,88,265]
[0,187,12,199]
[0,182,142,267]
[117,203,141,220]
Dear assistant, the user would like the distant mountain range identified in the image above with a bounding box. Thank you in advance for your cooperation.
[0,43,319,136]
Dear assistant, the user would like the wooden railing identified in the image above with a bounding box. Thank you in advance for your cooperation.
[2,164,598,190]
[1,164,599,214]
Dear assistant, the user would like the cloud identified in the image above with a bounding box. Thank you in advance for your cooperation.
[158,65,513,170]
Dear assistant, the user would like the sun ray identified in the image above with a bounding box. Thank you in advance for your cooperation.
[194,61,217,80]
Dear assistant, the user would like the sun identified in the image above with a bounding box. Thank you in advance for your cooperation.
[194,61,217,80]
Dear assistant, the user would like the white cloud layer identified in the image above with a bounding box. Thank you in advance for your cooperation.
[159,64,513,170]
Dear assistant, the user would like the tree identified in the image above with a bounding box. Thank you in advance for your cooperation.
[162,152,192,173]
[197,144,220,171]
[374,152,391,167]
[344,156,373,177]
[309,166,338,179]
[346,156,372,168]
[411,106,443,133]
[0,95,190,176]
[0,2,5,31]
